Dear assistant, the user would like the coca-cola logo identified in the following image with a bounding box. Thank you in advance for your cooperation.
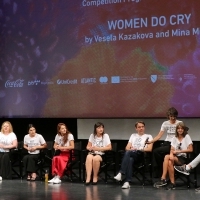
[5,79,24,88]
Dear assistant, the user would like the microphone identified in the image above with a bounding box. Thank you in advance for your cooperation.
[144,137,149,148]
[139,137,149,151]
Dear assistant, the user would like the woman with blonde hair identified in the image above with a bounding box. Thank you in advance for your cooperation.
[0,121,18,180]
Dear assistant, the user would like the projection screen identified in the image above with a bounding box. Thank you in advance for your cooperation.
[0,0,200,118]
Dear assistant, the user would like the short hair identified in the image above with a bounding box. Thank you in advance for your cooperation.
[93,122,105,136]
[166,107,178,118]
[175,122,188,137]
[1,121,13,133]
[135,121,145,128]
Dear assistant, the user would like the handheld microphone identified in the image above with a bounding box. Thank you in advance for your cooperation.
[144,137,149,148]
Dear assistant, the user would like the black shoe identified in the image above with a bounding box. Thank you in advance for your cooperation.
[174,165,190,175]
[85,182,90,186]
[92,182,97,185]
[166,183,176,190]
[155,179,167,187]
[195,187,200,192]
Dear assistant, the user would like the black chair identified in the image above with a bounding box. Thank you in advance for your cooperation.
[36,141,54,180]
[82,143,117,183]
[9,142,23,179]
[133,152,153,185]
[64,141,82,182]
[18,141,53,180]
[175,152,197,188]
[98,143,117,183]
[118,150,153,186]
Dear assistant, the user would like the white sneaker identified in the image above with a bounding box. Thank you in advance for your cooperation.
[121,182,130,189]
[114,173,122,181]
[53,177,61,184]
[0,176,2,181]
[48,176,56,183]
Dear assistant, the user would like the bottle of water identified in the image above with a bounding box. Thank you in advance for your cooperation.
[45,170,48,182]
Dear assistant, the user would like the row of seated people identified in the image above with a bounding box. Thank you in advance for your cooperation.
[0,121,73,183]
[0,107,199,191]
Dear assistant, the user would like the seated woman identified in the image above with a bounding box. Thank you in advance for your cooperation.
[0,121,18,180]
[48,123,74,184]
[154,122,193,189]
[85,122,112,185]
[23,124,47,181]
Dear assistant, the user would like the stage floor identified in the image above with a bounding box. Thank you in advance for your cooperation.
[1,178,200,200]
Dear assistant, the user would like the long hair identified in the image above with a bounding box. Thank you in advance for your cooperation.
[1,121,13,133]
[93,122,105,137]
[57,123,70,145]
[175,122,188,137]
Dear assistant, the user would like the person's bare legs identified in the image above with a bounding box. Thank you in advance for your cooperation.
[168,157,181,184]
[92,155,102,183]
[85,154,94,183]
[168,159,175,184]
[161,155,170,180]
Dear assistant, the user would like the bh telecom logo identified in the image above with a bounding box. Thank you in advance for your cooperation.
[99,76,108,84]
[151,75,157,83]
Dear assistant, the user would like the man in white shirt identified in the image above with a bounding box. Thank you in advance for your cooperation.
[114,121,153,189]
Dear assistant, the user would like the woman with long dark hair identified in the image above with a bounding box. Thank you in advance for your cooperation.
[23,124,47,181]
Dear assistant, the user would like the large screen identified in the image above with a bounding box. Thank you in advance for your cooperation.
[0,0,200,118]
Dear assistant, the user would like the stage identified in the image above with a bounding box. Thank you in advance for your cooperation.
[1,178,199,200]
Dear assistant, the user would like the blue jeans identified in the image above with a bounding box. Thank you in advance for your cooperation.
[119,150,143,182]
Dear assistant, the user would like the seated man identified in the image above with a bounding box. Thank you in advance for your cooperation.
[114,121,153,189]
[174,154,200,192]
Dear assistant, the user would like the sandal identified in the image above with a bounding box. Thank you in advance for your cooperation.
[27,174,31,181]
[30,173,37,181]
